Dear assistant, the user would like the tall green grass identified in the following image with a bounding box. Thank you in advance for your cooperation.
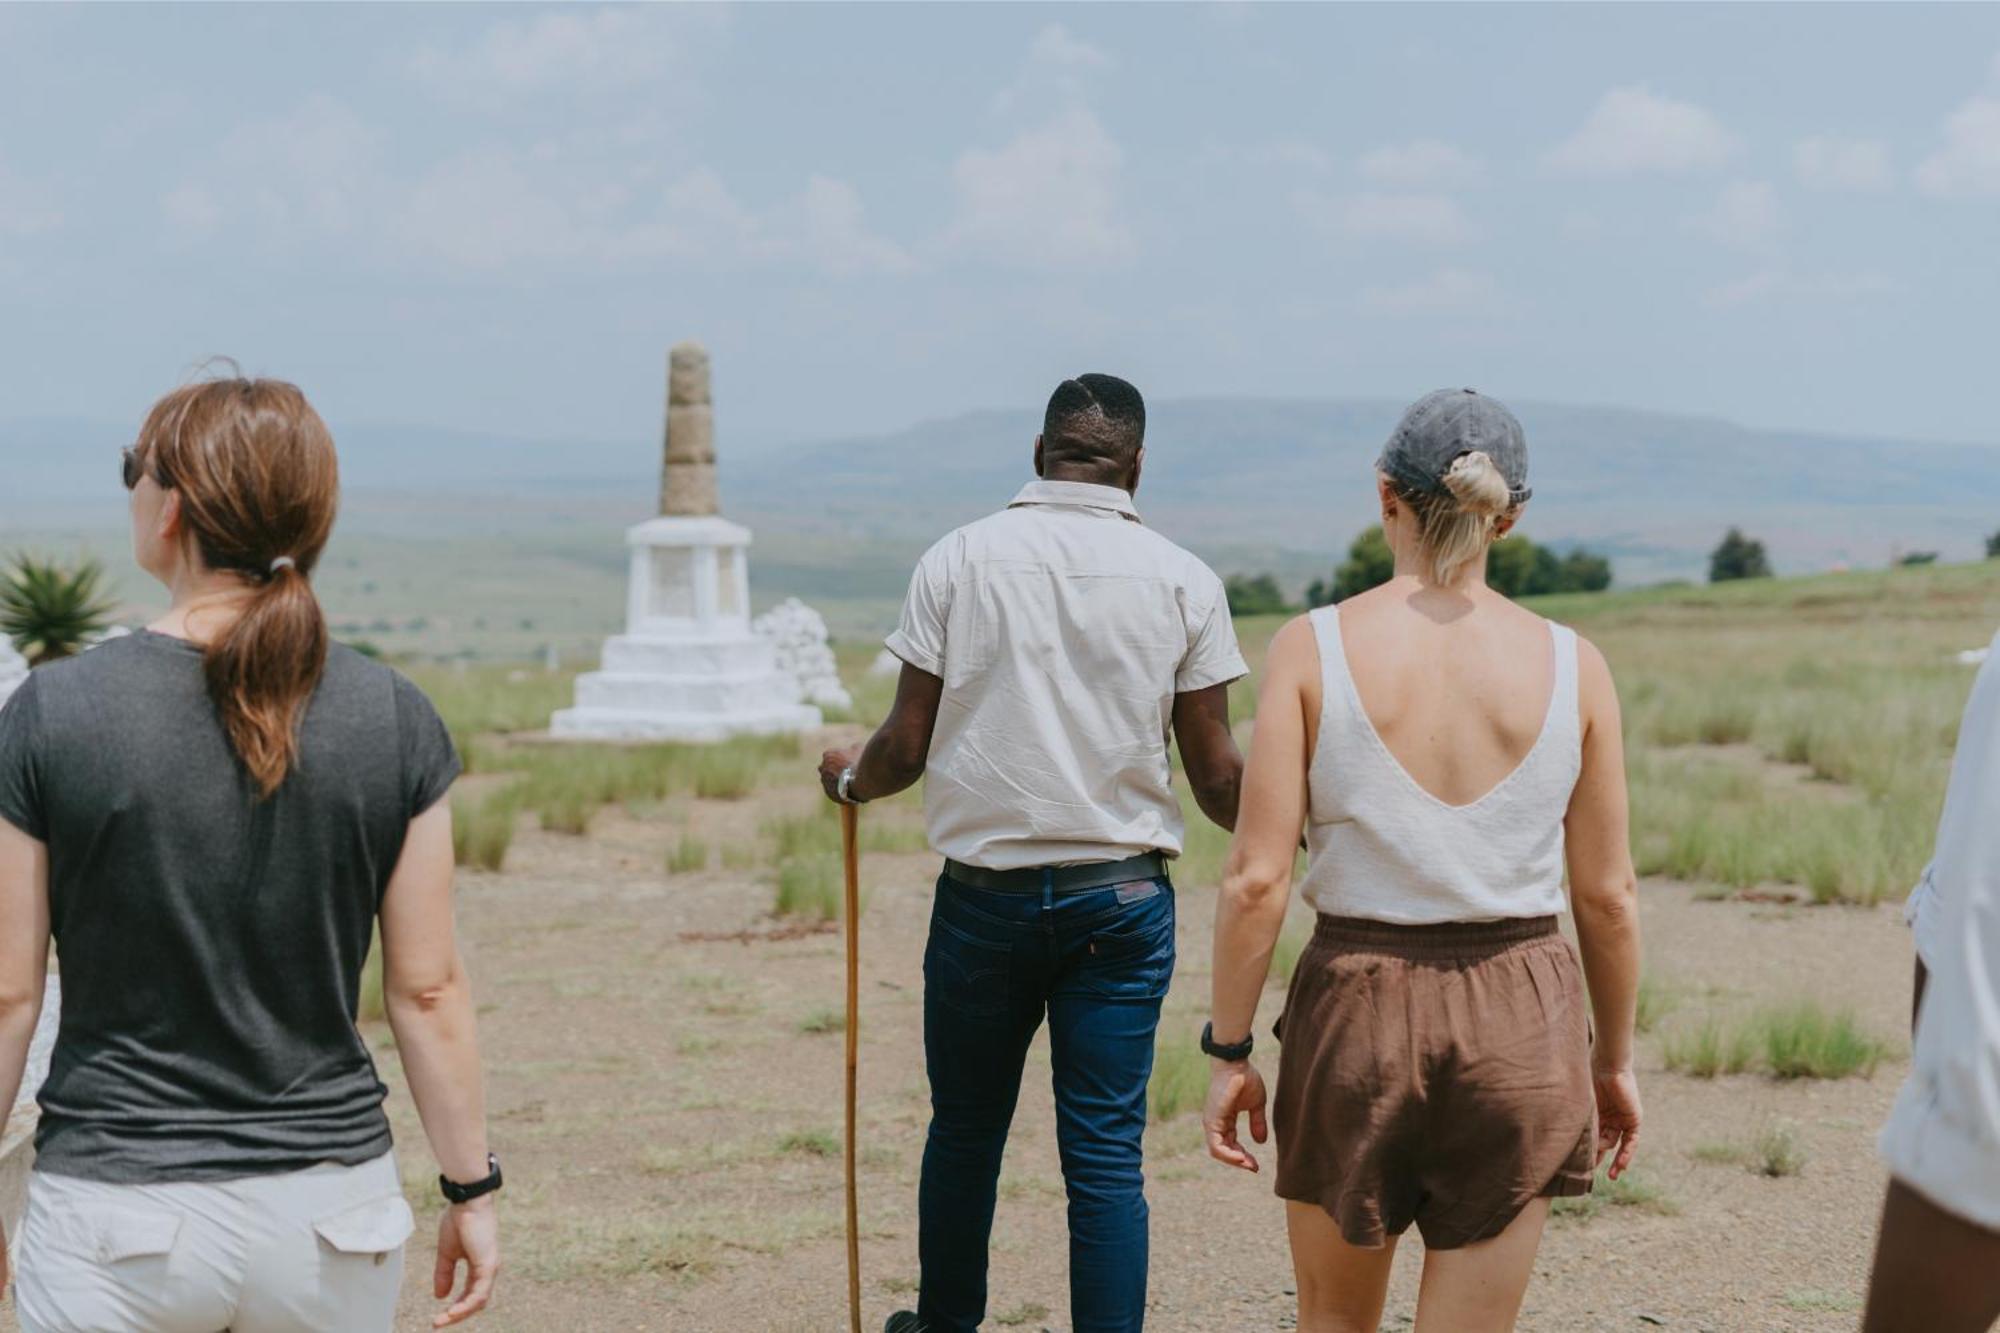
[774,858,841,920]
[1663,1002,1889,1080]
[1148,1029,1207,1123]
[452,786,521,871]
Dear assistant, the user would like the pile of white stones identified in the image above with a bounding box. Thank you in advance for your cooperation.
[0,640,26,711]
[753,598,852,711]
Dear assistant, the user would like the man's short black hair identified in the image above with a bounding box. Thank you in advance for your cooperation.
[1042,373,1145,477]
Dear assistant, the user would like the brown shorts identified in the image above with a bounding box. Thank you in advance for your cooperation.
[1273,914,1596,1250]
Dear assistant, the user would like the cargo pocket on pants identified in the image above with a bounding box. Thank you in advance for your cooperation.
[313,1195,415,1267]
[82,1207,180,1264]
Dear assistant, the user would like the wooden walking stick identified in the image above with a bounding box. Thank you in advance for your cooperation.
[841,801,862,1333]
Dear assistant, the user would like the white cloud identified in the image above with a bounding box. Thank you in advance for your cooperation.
[161,185,222,236]
[1545,85,1739,177]
[1793,136,1891,191]
[945,106,1132,268]
[1310,190,1476,246]
[407,6,722,109]
[162,95,379,238]
[1688,180,1784,250]
[793,175,919,277]
[1360,267,1500,314]
[1030,23,1109,70]
[1915,95,2000,196]
[1358,139,1481,189]
[162,95,909,278]
[991,23,1114,118]
[1703,267,1902,309]
[396,153,913,275]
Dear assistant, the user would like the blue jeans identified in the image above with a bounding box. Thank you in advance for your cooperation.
[916,869,1176,1333]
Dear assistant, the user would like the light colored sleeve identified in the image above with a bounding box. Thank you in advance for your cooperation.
[1176,572,1249,693]
[1879,636,2000,1228]
[883,540,951,679]
[1904,862,1943,971]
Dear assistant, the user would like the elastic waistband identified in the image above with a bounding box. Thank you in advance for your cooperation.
[1311,913,1558,959]
[943,852,1168,895]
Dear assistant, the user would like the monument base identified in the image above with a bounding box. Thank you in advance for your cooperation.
[551,631,822,742]
[549,700,822,743]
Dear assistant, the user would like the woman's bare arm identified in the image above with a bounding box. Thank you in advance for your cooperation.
[379,801,498,1327]
[0,819,51,1288]
[1203,616,1316,1172]
[1564,636,1643,1177]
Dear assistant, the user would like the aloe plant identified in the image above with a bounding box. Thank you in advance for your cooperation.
[0,554,118,665]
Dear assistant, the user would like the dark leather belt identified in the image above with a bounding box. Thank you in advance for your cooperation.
[942,852,1168,895]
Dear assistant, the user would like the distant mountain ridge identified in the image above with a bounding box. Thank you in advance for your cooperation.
[6,397,1999,590]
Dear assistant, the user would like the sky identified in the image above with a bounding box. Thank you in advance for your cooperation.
[1,3,1998,455]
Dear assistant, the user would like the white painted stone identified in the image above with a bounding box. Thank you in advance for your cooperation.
[754,598,852,711]
[0,640,26,711]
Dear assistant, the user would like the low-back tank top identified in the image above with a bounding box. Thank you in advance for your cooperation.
[1296,605,1582,924]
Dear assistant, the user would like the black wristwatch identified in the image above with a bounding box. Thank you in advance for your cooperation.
[440,1153,503,1205]
[1201,1022,1254,1063]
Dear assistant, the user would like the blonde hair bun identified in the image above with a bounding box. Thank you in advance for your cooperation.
[1441,450,1512,517]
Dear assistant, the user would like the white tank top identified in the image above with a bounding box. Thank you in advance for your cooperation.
[1297,606,1581,924]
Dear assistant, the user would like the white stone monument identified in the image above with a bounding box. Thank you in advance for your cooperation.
[550,343,822,742]
[0,640,26,711]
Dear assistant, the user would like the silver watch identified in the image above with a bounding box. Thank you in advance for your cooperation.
[836,766,862,804]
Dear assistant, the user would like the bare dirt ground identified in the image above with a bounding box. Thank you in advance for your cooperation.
[0,731,1913,1333]
[374,732,1909,1333]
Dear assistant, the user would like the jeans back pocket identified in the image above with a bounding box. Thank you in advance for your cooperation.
[926,913,1013,1017]
[1075,882,1176,1000]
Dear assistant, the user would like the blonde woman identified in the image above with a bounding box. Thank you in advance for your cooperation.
[1201,390,1642,1332]
[0,374,499,1330]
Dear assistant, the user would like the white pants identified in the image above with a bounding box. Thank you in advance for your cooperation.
[15,1152,411,1333]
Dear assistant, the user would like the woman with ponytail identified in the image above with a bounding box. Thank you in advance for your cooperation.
[1200,390,1642,1331]
[0,373,500,1329]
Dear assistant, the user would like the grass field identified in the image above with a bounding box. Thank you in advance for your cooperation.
[184,555,1995,1332]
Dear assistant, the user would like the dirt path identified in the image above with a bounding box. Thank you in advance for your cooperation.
[406,766,1910,1332]
[0,758,1914,1332]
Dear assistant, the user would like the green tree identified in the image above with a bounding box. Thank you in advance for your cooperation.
[1312,527,1613,604]
[1224,573,1293,618]
[0,554,117,665]
[1312,525,1395,605]
[1898,551,1939,567]
[1558,549,1613,592]
[1488,536,1562,598]
[1709,528,1772,583]
[1987,530,2000,559]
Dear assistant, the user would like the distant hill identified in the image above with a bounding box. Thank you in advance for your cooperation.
[5,398,1999,654]
[726,397,2000,586]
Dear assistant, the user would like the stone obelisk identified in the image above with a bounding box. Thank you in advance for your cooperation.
[661,341,718,517]
[550,343,821,742]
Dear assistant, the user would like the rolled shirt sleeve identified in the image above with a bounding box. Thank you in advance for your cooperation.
[1175,574,1249,693]
[1880,633,2000,1228]
[884,540,951,679]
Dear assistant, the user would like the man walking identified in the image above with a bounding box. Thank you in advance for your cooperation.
[820,373,1246,1333]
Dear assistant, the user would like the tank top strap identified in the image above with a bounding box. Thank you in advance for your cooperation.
[1308,606,1357,734]
[1548,620,1581,740]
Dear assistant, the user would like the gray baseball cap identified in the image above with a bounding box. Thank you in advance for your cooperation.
[1377,387,1532,505]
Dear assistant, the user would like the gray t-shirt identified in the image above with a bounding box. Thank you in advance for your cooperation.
[0,631,460,1183]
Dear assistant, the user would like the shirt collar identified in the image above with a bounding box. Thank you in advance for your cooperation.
[1008,478,1143,523]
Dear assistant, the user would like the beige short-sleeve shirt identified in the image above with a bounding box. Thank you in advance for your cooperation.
[886,479,1247,870]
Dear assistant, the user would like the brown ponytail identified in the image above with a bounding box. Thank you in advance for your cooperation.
[134,375,340,796]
